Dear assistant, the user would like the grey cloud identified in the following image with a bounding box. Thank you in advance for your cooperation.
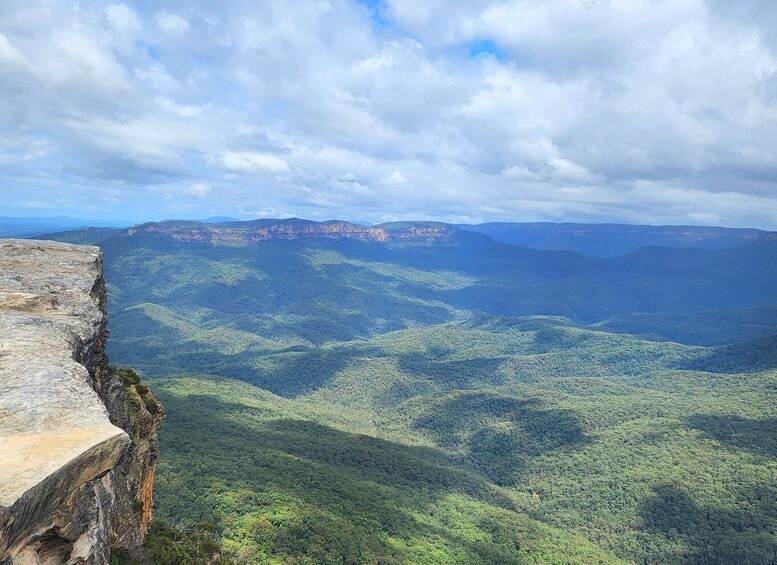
[62,154,188,184]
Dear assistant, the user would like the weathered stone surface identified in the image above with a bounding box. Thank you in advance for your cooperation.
[0,239,160,564]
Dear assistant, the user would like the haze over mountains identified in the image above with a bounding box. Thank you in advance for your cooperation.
[456,222,773,257]
[40,216,777,257]
[0,216,131,239]
[39,216,777,564]
[0,215,243,239]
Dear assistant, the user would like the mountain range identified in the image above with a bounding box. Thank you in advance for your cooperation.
[456,221,772,257]
[39,216,777,256]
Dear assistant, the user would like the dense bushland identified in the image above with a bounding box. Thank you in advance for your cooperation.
[48,225,777,564]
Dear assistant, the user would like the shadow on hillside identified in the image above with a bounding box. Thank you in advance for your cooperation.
[396,355,506,388]
[110,330,345,398]
[413,392,589,486]
[109,238,458,346]
[688,414,777,459]
[155,390,534,563]
[679,334,777,373]
[640,483,777,564]
[110,302,380,397]
[246,347,358,397]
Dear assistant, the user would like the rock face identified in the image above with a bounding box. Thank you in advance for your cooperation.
[121,218,459,244]
[0,239,161,564]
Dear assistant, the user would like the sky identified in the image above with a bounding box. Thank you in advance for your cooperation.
[1,0,777,228]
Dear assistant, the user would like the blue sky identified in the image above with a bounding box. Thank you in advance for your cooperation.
[1,0,777,227]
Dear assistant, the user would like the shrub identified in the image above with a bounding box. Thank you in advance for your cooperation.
[110,366,141,386]
[142,395,161,415]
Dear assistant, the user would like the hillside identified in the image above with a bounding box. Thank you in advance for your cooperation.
[42,220,777,564]
[593,306,777,346]
[457,222,769,257]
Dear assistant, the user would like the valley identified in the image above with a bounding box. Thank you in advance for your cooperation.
[47,220,777,564]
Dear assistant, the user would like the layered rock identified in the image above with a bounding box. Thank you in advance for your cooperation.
[0,239,161,564]
[121,218,459,244]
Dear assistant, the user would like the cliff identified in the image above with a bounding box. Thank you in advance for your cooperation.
[121,218,458,244]
[0,239,162,564]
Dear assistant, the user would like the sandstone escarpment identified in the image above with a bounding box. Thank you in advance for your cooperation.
[0,240,161,564]
[121,218,459,244]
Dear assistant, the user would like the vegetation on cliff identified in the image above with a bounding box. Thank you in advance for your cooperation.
[112,519,231,565]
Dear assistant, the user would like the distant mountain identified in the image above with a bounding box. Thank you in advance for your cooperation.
[41,217,777,326]
[0,215,132,239]
[456,221,769,257]
[201,216,241,223]
[41,226,121,245]
[21,217,772,257]
[96,218,462,244]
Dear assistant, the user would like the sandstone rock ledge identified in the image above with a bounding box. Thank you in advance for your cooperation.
[0,239,160,564]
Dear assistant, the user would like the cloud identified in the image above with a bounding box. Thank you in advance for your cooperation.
[156,12,191,36]
[382,171,407,184]
[0,0,775,228]
[186,182,212,197]
[105,4,142,33]
[0,32,29,69]
[217,152,290,174]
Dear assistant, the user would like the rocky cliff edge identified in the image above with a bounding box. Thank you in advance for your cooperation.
[0,239,161,564]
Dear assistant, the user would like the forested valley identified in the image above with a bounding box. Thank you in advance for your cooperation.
[48,221,777,564]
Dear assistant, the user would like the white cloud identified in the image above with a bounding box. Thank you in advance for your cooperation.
[217,152,290,174]
[155,97,208,117]
[0,32,29,69]
[42,28,131,94]
[135,64,179,92]
[20,200,57,209]
[0,0,775,228]
[105,4,141,33]
[382,171,407,184]
[156,12,190,36]
[186,182,212,197]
